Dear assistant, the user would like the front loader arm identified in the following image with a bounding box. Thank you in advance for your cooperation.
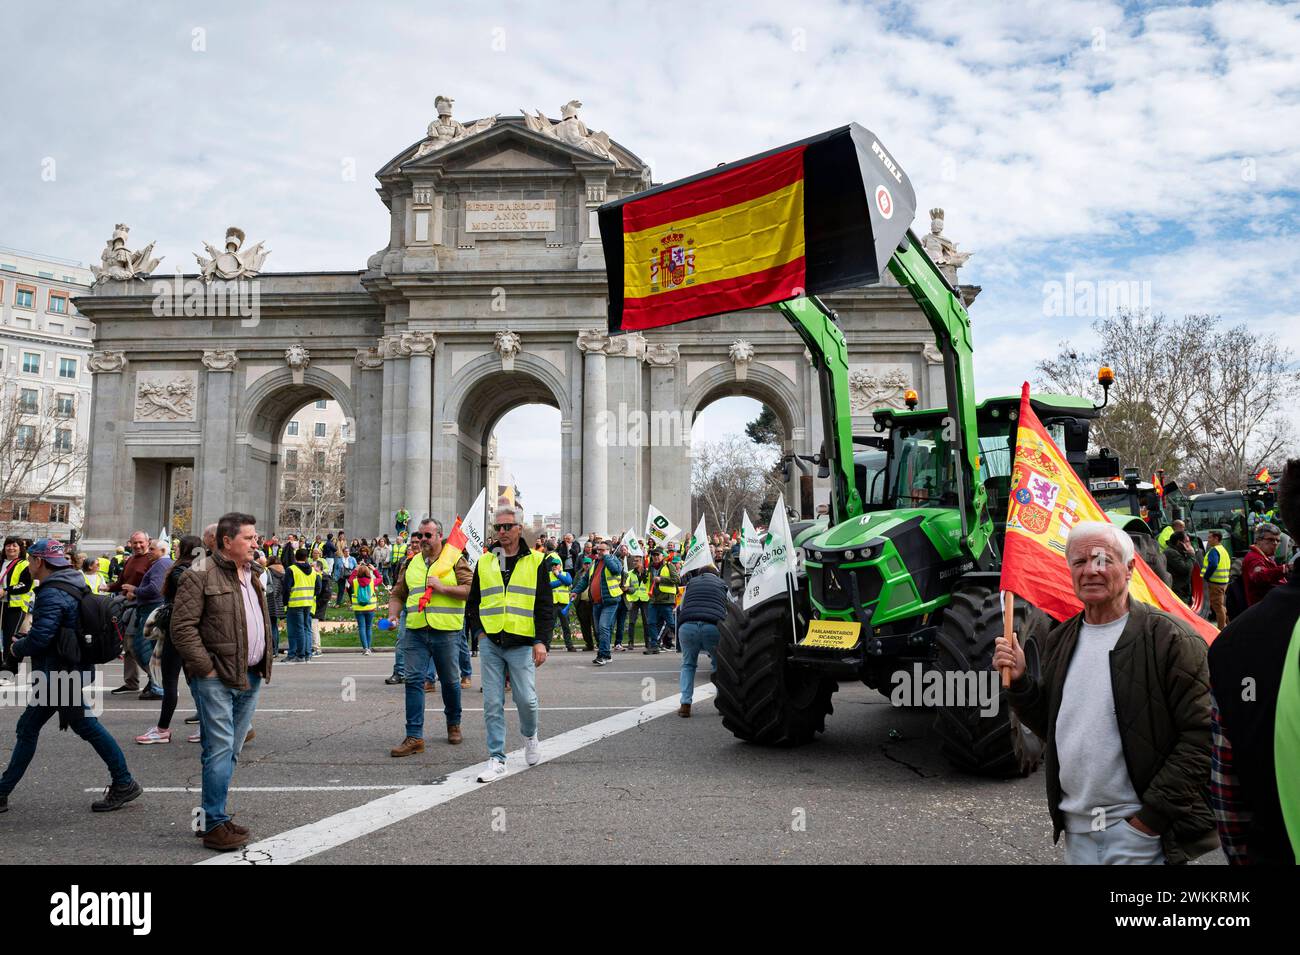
[886,231,989,562]
[771,296,863,526]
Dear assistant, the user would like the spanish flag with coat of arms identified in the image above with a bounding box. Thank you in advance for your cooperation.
[598,124,916,332]
[1000,383,1217,644]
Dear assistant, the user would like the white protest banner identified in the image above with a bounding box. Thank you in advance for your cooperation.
[644,504,682,548]
[679,516,715,575]
[743,494,795,609]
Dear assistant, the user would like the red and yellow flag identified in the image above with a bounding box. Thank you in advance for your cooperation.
[599,124,916,332]
[1256,466,1272,483]
[1000,383,1216,643]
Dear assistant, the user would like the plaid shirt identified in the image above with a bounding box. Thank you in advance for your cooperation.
[1209,694,1251,864]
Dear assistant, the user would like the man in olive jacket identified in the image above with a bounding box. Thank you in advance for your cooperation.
[170,512,272,852]
[995,521,1217,865]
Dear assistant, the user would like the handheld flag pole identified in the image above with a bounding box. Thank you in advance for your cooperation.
[1000,590,1014,688]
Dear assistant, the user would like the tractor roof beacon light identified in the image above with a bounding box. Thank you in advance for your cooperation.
[1095,365,1115,411]
[904,389,919,409]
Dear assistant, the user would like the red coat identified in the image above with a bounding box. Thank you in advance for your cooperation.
[1242,546,1288,606]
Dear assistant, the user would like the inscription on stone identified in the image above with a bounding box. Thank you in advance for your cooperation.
[464,199,556,233]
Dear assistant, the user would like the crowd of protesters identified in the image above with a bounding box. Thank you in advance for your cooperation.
[1,470,1297,865]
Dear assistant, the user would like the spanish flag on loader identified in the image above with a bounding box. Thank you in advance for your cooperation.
[598,124,917,332]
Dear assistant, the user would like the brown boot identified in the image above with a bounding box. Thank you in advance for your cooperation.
[202,821,248,852]
[459,676,472,689]
[447,724,463,745]
[424,680,436,692]
[677,703,691,718]
[244,728,255,744]
[390,736,425,757]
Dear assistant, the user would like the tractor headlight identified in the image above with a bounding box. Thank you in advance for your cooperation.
[843,550,855,560]
[812,551,823,561]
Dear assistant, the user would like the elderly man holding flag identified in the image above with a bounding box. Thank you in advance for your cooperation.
[993,384,1218,865]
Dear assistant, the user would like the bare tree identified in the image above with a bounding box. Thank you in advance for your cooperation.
[0,385,88,512]
[1035,310,1206,476]
[691,434,778,534]
[1182,324,1300,489]
[279,431,347,539]
[1035,310,1299,489]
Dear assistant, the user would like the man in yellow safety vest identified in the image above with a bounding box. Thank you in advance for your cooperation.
[466,504,554,781]
[3,537,35,672]
[282,548,318,662]
[385,518,472,755]
[1201,530,1231,629]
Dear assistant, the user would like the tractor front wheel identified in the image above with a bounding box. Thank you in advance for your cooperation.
[714,597,837,746]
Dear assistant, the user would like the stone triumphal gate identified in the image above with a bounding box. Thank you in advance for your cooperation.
[76,101,969,551]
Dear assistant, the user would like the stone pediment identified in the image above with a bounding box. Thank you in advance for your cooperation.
[398,119,626,173]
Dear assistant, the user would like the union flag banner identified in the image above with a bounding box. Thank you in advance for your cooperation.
[599,124,916,332]
[1000,383,1216,643]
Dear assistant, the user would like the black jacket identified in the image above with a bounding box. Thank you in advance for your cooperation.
[1207,575,1300,864]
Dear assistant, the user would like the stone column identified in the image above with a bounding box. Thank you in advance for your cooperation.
[377,335,400,526]
[197,355,238,530]
[577,328,610,535]
[922,343,946,409]
[80,351,129,551]
[353,345,385,534]
[644,343,687,528]
[402,331,436,521]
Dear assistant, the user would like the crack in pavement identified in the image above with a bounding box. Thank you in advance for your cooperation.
[876,743,938,778]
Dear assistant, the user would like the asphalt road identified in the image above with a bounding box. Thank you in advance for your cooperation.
[0,649,1227,865]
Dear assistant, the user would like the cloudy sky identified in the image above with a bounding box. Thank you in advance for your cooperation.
[5,0,1297,515]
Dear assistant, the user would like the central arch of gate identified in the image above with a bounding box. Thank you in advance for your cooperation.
[75,105,961,548]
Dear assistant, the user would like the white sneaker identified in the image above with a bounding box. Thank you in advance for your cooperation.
[525,733,541,766]
[477,757,507,782]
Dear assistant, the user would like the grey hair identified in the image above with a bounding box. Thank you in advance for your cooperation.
[1066,521,1134,564]
[493,504,523,523]
[1256,523,1281,539]
[418,517,443,535]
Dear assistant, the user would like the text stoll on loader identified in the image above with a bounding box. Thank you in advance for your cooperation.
[598,124,1119,778]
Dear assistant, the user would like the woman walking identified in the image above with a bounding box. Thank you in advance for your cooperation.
[351,563,378,654]
[135,534,204,745]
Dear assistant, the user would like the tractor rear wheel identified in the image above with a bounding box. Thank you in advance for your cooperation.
[714,597,837,746]
[932,584,1051,778]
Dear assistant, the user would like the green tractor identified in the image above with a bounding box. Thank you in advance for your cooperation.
[597,123,1113,778]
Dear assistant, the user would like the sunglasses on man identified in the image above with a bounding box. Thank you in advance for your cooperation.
[410,531,436,540]
[493,522,519,531]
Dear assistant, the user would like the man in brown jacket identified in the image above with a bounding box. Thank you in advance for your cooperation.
[994,521,1218,864]
[170,512,272,852]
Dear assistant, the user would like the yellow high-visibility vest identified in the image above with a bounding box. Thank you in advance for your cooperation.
[652,564,677,595]
[1202,544,1231,585]
[96,555,110,577]
[549,561,571,605]
[351,576,378,612]
[392,542,408,563]
[404,552,465,631]
[7,559,33,612]
[475,550,544,637]
[288,565,318,608]
[624,570,643,602]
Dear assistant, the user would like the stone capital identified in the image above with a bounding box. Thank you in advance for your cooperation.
[604,332,645,359]
[201,348,239,372]
[355,346,384,370]
[643,343,680,367]
[87,350,127,374]
[377,335,404,360]
[399,330,437,356]
[576,327,611,355]
[922,343,944,365]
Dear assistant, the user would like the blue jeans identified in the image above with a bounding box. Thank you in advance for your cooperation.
[1064,823,1166,865]
[401,627,462,738]
[479,637,538,760]
[613,600,628,646]
[133,601,163,694]
[190,673,262,832]
[595,600,619,659]
[647,604,676,648]
[678,621,720,704]
[0,681,133,796]
[391,609,436,682]
[285,606,313,660]
[458,629,472,678]
[355,611,375,650]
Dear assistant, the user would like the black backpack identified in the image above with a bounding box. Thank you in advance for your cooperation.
[42,580,128,667]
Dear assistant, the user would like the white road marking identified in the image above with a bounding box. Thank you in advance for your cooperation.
[200,683,714,866]
[97,708,316,714]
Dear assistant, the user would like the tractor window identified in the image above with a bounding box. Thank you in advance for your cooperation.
[891,426,957,508]
[854,449,888,507]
